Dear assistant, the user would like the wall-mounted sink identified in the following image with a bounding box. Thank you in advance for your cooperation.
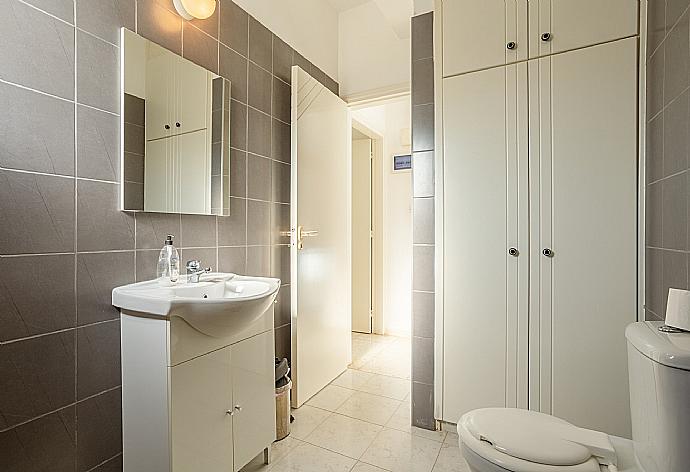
[112,273,280,337]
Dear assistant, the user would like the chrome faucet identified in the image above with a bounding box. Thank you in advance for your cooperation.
[186,260,212,283]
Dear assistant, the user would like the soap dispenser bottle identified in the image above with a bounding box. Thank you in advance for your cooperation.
[157,234,180,285]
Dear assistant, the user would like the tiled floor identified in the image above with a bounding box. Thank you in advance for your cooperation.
[241,333,470,472]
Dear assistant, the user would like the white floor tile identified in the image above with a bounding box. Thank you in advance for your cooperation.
[304,413,382,459]
[290,405,331,440]
[239,436,302,472]
[269,442,356,472]
[385,403,447,442]
[432,444,471,472]
[352,462,389,472]
[358,373,410,400]
[336,391,401,425]
[306,385,354,412]
[443,431,459,446]
[360,353,410,379]
[360,428,442,472]
[332,369,375,390]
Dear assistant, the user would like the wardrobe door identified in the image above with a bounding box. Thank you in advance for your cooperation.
[442,0,527,77]
[442,63,528,423]
[528,0,638,58]
[529,38,638,438]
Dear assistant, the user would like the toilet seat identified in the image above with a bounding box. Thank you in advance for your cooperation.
[458,408,618,472]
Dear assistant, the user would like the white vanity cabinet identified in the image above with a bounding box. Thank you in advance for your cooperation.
[121,307,276,472]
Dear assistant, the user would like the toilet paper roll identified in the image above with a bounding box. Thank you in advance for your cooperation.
[665,288,690,332]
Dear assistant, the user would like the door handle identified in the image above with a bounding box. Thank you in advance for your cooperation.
[543,248,554,258]
[508,247,519,257]
[297,225,319,250]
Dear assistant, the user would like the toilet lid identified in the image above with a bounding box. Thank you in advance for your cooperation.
[461,408,606,467]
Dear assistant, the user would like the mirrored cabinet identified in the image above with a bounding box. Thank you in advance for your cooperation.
[121,28,231,216]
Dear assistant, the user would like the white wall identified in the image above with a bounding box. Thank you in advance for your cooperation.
[413,0,434,14]
[353,97,412,337]
[339,2,411,99]
[233,0,339,80]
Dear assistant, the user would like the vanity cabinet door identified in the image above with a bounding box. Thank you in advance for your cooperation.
[528,0,638,59]
[170,346,233,472]
[231,331,276,471]
[442,0,527,77]
[176,129,210,214]
[175,57,211,136]
[145,51,174,141]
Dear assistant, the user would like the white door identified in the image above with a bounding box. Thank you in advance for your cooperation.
[528,38,638,438]
[145,47,174,141]
[528,0,638,58]
[291,66,352,407]
[352,137,373,334]
[177,129,210,214]
[175,58,211,135]
[144,138,172,213]
[442,0,527,77]
[442,62,529,423]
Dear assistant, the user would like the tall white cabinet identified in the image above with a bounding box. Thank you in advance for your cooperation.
[441,0,639,439]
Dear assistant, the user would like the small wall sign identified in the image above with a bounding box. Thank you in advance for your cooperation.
[393,154,412,172]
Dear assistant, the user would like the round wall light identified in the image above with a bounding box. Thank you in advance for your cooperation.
[173,0,216,20]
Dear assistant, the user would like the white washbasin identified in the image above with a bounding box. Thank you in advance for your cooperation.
[112,273,280,337]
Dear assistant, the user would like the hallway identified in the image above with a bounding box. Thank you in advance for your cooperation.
[242,334,467,472]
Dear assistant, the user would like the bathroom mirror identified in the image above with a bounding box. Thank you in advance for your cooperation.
[121,28,230,216]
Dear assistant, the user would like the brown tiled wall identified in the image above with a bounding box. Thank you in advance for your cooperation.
[645,0,690,321]
[0,0,338,469]
[410,11,436,431]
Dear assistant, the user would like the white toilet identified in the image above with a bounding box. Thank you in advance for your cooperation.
[457,321,690,472]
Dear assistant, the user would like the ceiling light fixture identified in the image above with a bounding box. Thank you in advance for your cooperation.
[173,0,216,20]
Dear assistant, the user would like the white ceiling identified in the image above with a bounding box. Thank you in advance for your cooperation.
[327,0,413,39]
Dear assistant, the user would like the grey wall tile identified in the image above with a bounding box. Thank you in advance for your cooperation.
[183,23,219,73]
[412,336,434,384]
[646,181,663,247]
[324,75,339,96]
[218,246,246,273]
[77,105,120,182]
[229,149,247,197]
[220,0,248,56]
[0,81,75,176]
[248,107,272,157]
[662,249,689,315]
[76,0,135,44]
[92,454,123,472]
[411,13,433,61]
[647,0,666,55]
[248,62,272,114]
[0,331,76,429]
[124,153,144,183]
[664,11,689,106]
[0,254,75,342]
[179,247,217,270]
[412,104,435,153]
[77,321,122,400]
[137,0,182,55]
[247,200,271,245]
[271,203,290,245]
[310,64,326,86]
[0,406,76,471]
[123,123,144,154]
[135,249,159,281]
[247,154,272,200]
[77,251,134,325]
[77,180,134,252]
[0,171,75,255]
[273,36,293,84]
[646,248,664,317]
[647,46,665,119]
[218,197,247,246]
[124,93,145,126]
[123,182,144,210]
[24,0,75,23]
[271,245,290,284]
[220,44,248,103]
[77,31,119,114]
[230,100,248,151]
[135,213,180,249]
[663,89,689,177]
[272,161,290,204]
[76,388,122,471]
[180,214,217,247]
[647,112,663,184]
[667,0,690,40]
[274,285,290,328]
[272,118,291,163]
[413,151,434,198]
[293,52,311,75]
[273,77,291,123]
[411,381,435,430]
[246,245,270,277]
[662,172,688,250]
[413,197,434,244]
[0,0,74,99]
[413,245,435,292]
[249,16,272,72]
[412,291,434,338]
[412,58,434,106]
[188,5,219,39]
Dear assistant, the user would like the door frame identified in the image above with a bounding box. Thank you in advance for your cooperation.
[351,118,384,334]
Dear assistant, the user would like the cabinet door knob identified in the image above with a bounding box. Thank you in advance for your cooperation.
[543,248,554,258]
[176,122,181,128]
[506,42,517,50]
[541,32,552,42]
[508,247,519,257]
[226,409,234,416]
[164,124,171,130]
[234,405,242,412]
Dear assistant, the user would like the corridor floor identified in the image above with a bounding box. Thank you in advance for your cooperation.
[241,333,469,472]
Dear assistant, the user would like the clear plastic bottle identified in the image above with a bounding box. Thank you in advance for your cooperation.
[156,234,180,285]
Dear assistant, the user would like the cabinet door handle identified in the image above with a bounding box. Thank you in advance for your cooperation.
[226,409,234,416]
[164,124,171,130]
[176,122,181,128]
[506,42,517,50]
[234,405,242,413]
[508,247,519,257]
[543,248,554,258]
[541,32,552,42]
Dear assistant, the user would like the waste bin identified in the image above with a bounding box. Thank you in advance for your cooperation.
[275,379,292,440]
